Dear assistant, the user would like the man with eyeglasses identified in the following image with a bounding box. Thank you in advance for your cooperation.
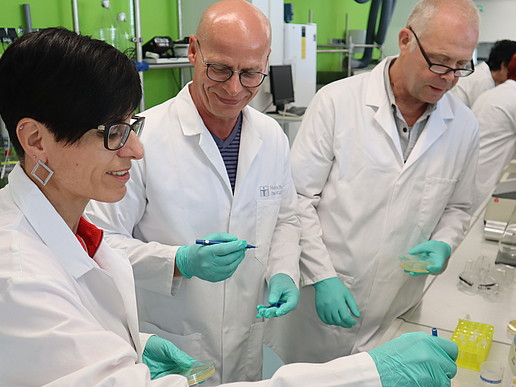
[87,0,301,384]
[265,0,481,367]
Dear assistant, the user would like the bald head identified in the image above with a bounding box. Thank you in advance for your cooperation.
[197,0,271,49]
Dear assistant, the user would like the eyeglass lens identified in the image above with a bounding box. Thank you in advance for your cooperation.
[206,64,265,88]
[105,117,144,150]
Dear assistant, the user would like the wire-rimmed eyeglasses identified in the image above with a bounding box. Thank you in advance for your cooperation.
[196,39,268,88]
[96,115,145,151]
[408,27,474,78]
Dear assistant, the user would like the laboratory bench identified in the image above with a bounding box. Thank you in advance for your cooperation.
[379,207,515,386]
[263,206,515,384]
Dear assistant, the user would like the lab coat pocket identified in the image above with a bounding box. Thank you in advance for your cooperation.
[139,320,203,359]
[254,198,282,265]
[418,176,457,236]
[244,320,265,381]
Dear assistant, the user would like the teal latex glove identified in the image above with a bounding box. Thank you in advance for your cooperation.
[256,273,300,318]
[407,241,452,276]
[368,332,458,387]
[176,232,247,282]
[142,335,196,380]
[312,277,360,328]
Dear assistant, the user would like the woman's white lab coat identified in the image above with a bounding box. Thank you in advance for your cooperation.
[86,85,301,385]
[266,57,479,364]
[0,164,184,386]
[0,164,382,386]
[472,79,516,205]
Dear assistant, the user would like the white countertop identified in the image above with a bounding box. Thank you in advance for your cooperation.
[380,208,515,385]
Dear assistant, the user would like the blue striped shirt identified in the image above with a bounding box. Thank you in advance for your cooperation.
[210,113,242,192]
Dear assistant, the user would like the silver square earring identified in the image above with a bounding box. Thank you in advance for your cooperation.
[31,160,54,186]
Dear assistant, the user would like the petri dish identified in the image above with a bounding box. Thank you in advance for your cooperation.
[399,254,433,273]
[177,360,216,386]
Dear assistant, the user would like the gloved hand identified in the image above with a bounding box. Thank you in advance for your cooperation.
[142,335,196,380]
[312,277,360,328]
[407,240,452,276]
[256,273,299,318]
[368,332,458,387]
[176,232,247,282]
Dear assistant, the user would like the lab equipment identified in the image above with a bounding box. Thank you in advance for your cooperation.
[368,332,458,387]
[458,258,481,295]
[286,106,307,116]
[450,318,494,371]
[457,256,502,296]
[176,233,247,282]
[269,65,295,113]
[408,240,451,275]
[312,277,360,328]
[432,328,438,337]
[501,331,516,387]
[496,206,516,267]
[95,0,117,48]
[283,23,317,107]
[399,253,433,274]
[195,239,256,249]
[115,12,134,55]
[143,36,175,59]
[142,335,195,380]
[256,273,299,318]
[480,361,504,386]
[483,169,516,242]
[175,360,216,386]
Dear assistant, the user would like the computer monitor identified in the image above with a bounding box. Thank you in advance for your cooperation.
[269,64,295,113]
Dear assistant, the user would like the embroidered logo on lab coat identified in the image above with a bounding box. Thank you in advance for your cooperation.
[259,185,282,197]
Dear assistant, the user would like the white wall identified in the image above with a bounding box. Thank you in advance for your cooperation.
[474,0,516,42]
[382,0,417,57]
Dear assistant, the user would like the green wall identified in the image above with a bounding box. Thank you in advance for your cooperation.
[0,0,181,109]
[0,0,375,108]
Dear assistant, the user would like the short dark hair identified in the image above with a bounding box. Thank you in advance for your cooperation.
[487,39,516,71]
[0,27,142,159]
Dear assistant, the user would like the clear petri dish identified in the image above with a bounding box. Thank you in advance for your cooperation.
[177,360,216,386]
[399,254,433,273]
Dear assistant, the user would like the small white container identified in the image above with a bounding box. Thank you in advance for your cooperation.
[174,44,189,57]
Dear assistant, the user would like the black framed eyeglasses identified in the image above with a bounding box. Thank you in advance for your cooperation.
[96,115,145,151]
[196,39,268,88]
[408,27,474,78]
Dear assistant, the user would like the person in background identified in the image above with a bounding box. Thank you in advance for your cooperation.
[86,0,300,384]
[0,24,460,387]
[452,39,516,108]
[265,0,480,366]
[0,27,199,386]
[472,53,516,207]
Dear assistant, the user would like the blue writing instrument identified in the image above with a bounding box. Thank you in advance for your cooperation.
[432,328,438,337]
[196,239,256,249]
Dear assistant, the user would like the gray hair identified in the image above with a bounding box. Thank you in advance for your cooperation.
[406,0,480,49]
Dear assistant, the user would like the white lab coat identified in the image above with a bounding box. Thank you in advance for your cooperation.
[0,164,382,387]
[452,61,494,108]
[86,84,301,385]
[265,57,479,364]
[472,79,516,206]
[0,164,186,386]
